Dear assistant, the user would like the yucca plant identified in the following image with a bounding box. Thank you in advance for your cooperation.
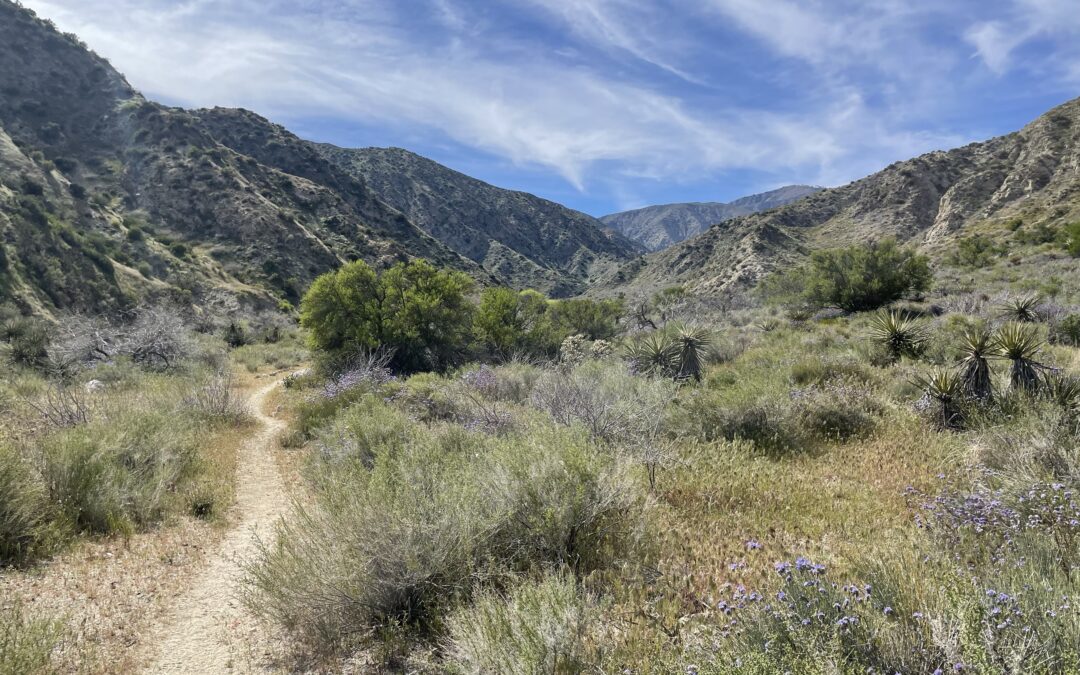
[994,323,1045,393]
[958,329,994,401]
[1043,372,1080,413]
[912,368,964,430]
[671,324,712,382]
[998,294,1042,323]
[625,332,678,378]
[868,309,928,363]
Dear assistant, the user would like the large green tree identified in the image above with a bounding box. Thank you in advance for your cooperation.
[301,259,474,373]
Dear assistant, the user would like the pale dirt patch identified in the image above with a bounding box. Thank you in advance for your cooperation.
[0,517,221,674]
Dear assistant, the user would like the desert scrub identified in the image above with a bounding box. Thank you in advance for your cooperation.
[40,408,211,533]
[0,602,63,675]
[229,335,307,373]
[445,574,600,675]
[529,359,676,443]
[0,443,61,565]
[1,367,249,560]
[692,541,1080,674]
[243,399,638,655]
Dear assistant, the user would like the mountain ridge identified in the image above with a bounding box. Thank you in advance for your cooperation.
[0,0,634,318]
[605,96,1080,298]
[314,145,642,296]
[600,184,821,251]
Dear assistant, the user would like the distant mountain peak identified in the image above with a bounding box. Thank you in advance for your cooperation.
[606,95,1080,298]
[600,185,822,251]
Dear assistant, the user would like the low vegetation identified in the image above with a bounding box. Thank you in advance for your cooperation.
[242,239,1080,672]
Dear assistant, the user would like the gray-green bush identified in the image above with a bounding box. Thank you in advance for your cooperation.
[243,401,637,653]
[445,574,599,675]
[0,602,63,675]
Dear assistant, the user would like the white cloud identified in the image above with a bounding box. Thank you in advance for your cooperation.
[17,0,996,195]
[964,21,1022,74]
[520,0,704,83]
[964,0,1080,75]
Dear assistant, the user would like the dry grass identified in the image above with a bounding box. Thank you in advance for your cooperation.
[0,361,285,673]
[0,517,222,673]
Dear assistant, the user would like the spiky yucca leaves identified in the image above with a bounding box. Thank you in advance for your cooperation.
[912,368,964,430]
[868,310,928,363]
[999,294,1042,323]
[1043,372,1080,413]
[958,329,994,401]
[994,323,1045,393]
[671,324,712,382]
[625,332,678,378]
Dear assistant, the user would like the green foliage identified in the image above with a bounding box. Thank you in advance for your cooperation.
[1064,221,1080,257]
[672,324,711,382]
[958,329,994,401]
[301,259,475,373]
[1042,373,1080,415]
[0,444,60,565]
[770,239,932,312]
[624,324,712,382]
[994,323,1045,393]
[868,309,928,363]
[548,297,624,340]
[624,331,678,378]
[1050,314,1080,347]
[473,286,524,356]
[0,602,63,675]
[999,294,1042,322]
[912,368,964,430]
[951,233,1003,267]
[1014,220,1058,245]
[243,402,636,652]
[446,574,599,674]
[473,287,563,358]
[4,317,50,369]
[1,369,247,563]
[41,409,206,533]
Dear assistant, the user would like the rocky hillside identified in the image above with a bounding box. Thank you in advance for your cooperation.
[315,146,641,296]
[0,0,635,317]
[0,0,492,318]
[601,185,820,251]
[608,98,1080,297]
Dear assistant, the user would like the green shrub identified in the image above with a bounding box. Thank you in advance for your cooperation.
[1049,314,1080,346]
[446,574,599,675]
[951,233,1002,267]
[40,410,208,534]
[313,395,418,470]
[548,297,624,340]
[765,239,932,312]
[682,391,802,455]
[794,382,880,441]
[302,259,474,373]
[1064,221,1080,257]
[0,444,61,565]
[868,309,928,363]
[243,403,636,653]
[4,318,49,369]
[0,602,63,675]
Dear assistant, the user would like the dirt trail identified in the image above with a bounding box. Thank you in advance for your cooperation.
[144,378,287,674]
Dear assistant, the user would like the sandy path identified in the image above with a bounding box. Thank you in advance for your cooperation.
[143,378,287,674]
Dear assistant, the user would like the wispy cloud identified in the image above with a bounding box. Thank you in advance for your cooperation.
[19,0,1080,211]
[965,0,1080,76]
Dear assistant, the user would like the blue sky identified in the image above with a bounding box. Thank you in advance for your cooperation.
[24,0,1080,216]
